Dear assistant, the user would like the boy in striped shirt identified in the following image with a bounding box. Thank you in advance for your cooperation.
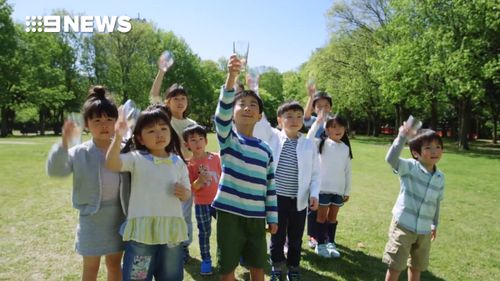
[212,54,278,281]
[383,123,445,281]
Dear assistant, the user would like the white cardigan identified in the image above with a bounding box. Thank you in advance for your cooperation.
[254,116,320,211]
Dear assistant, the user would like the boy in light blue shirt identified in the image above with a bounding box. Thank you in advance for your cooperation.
[383,123,445,281]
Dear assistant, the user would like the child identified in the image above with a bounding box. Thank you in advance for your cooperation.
[212,55,278,281]
[383,124,445,281]
[182,124,221,276]
[307,112,353,258]
[258,101,320,281]
[303,86,333,248]
[106,106,191,281]
[150,69,197,262]
[46,86,127,280]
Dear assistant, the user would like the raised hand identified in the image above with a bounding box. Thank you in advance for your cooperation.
[316,108,328,124]
[225,54,242,90]
[115,106,128,137]
[62,120,78,149]
[307,81,316,97]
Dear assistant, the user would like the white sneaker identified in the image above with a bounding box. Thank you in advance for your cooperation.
[326,242,341,258]
[308,237,318,249]
[315,244,330,258]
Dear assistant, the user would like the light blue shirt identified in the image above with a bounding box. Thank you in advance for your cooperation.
[385,135,445,234]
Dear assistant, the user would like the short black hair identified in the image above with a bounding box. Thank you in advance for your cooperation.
[312,91,333,108]
[408,129,443,159]
[276,101,304,117]
[234,90,264,114]
[182,124,207,142]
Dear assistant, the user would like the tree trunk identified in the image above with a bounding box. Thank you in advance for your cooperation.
[430,98,438,130]
[39,108,46,136]
[457,97,471,150]
[1,106,9,137]
[493,115,498,144]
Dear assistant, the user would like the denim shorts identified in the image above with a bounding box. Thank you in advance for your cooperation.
[319,193,344,207]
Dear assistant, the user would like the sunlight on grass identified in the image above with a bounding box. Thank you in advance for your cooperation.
[1,135,499,280]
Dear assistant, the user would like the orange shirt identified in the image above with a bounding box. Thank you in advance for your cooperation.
[187,152,221,205]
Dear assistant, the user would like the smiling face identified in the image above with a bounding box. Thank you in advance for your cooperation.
[233,95,262,127]
[86,114,116,142]
[137,120,171,156]
[411,139,443,171]
[325,120,346,143]
[278,109,303,138]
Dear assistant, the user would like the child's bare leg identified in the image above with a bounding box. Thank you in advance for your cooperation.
[104,252,123,281]
[408,267,421,281]
[327,205,340,223]
[82,256,100,281]
[221,271,235,281]
[249,267,264,281]
[385,268,401,281]
[316,205,329,223]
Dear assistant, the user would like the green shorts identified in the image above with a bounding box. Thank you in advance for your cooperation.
[216,210,267,274]
[382,220,432,271]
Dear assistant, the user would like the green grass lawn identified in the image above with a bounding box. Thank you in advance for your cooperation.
[1,134,499,280]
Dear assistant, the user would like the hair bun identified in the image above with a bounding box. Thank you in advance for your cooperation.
[88,85,106,100]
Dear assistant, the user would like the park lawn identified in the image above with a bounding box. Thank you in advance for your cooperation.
[0,134,499,280]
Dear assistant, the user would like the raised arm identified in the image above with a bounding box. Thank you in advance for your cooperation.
[306,109,326,139]
[46,121,76,177]
[385,124,414,171]
[215,55,241,142]
[106,108,127,171]
[149,69,166,104]
[303,83,316,122]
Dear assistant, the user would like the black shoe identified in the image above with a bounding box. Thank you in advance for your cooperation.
[287,270,300,281]
[270,270,283,281]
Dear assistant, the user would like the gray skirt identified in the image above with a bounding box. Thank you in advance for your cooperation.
[75,201,125,256]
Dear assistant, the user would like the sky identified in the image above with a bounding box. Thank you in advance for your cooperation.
[8,0,333,72]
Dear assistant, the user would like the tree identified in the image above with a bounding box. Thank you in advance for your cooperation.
[0,0,18,136]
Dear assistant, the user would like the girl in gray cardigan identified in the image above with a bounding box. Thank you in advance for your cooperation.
[47,86,130,281]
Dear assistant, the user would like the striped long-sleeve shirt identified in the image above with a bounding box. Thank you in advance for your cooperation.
[211,87,278,224]
[385,134,445,234]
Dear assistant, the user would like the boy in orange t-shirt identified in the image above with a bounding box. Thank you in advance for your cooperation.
[183,124,221,276]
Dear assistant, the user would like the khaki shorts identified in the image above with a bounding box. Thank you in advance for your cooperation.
[216,210,267,274]
[382,220,432,271]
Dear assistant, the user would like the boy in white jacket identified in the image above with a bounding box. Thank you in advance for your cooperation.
[257,101,320,281]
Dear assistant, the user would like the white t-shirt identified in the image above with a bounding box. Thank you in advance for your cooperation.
[170,117,197,160]
[120,151,191,219]
[319,139,352,196]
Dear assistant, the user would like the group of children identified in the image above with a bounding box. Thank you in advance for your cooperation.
[46,54,445,281]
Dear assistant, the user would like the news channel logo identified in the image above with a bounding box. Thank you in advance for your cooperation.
[25,15,132,33]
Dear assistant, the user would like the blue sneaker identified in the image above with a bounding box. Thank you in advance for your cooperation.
[200,259,213,276]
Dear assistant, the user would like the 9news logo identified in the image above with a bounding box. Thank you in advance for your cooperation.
[25,15,132,33]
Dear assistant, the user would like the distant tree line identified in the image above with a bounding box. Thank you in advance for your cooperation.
[0,0,498,149]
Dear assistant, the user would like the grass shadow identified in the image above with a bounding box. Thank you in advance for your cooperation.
[301,244,445,281]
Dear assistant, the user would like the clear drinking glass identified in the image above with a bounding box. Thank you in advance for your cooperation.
[66,112,83,148]
[158,51,174,72]
[233,40,249,70]
[122,99,141,139]
[406,115,422,134]
[247,68,259,91]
